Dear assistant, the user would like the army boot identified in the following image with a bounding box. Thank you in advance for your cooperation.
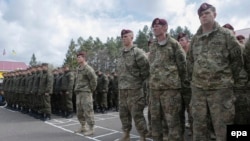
[74,125,88,133]
[119,131,130,141]
[84,126,94,136]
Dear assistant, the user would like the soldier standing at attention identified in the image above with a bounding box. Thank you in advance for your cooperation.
[61,64,74,118]
[96,70,109,113]
[177,33,192,136]
[117,29,150,141]
[39,63,54,121]
[187,3,242,141]
[74,51,97,136]
[149,18,187,141]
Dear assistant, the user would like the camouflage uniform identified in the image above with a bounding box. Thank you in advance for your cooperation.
[187,22,243,141]
[74,63,97,130]
[242,37,250,124]
[61,69,74,117]
[117,46,150,136]
[149,34,187,141]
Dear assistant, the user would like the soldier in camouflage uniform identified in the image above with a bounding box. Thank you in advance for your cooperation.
[61,64,74,118]
[187,3,243,141]
[117,29,150,141]
[96,70,109,113]
[39,63,54,121]
[74,51,97,136]
[242,35,250,124]
[177,33,192,136]
[149,18,187,141]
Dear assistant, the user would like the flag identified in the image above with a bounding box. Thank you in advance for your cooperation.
[3,49,6,56]
[12,50,16,55]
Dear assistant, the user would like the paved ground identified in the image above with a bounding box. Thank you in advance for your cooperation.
[0,105,192,141]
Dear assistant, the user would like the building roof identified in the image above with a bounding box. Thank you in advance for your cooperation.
[235,28,250,39]
[0,61,28,72]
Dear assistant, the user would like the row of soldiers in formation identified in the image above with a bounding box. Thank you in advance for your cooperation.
[1,63,119,121]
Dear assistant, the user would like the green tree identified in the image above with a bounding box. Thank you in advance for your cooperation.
[29,53,37,66]
[63,39,78,69]
[169,26,193,40]
[135,25,151,52]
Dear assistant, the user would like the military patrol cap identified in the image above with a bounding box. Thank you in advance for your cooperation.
[222,23,234,31]
[236,35,245,40]
[198,3,214,17]
[177,32,187,41]
[77,51,86,57]
[151,18,168,27]
[121,29,133,37]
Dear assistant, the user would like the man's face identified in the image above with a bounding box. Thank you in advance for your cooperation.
[122,33,133,46]
[77,55,84,64]
[178,37,189,48]
[199,8,216,26]
[238,39,245,44]
[152,24,166,37]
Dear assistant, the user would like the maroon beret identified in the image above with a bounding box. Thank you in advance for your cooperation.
[121,29,133,37]
[77,51,86,57]
[223,23,234,31]
[177,33,187,41]
[151,18,168,27]
[237,35,245,40]
[198,3,213,17]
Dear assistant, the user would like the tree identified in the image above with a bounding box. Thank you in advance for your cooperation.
[63,39,78,69]
[169,26,193,40]
[29,53,37,66]
[135,25,151,52]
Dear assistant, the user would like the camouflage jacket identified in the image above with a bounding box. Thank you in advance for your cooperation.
[117,46,150,89]
[149,34,187,90]
[61,71,75,92]
[38,71,54,94]
[244,37,250,88]
[74,63,97,93]
[187,22,243,90]
[96,73,109,93]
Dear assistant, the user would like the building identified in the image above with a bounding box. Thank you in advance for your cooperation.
[0,61,28,80]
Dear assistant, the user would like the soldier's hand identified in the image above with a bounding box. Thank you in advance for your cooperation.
[45,93,49,96]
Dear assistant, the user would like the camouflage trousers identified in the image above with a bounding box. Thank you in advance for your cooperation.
[234,89,250,124]
[191,86,235,141]
[119,89,148,135]
[75,91,95,127]
[150,89,183,141]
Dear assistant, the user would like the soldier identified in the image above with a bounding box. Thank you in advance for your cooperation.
[61,64,74,118]
[74,51,97,136]
[236,35,246,45]
[110,71,119,111]
[117,29,150,141]
[243,35,250,124]
[177,33,192,136]
[39,63,54,121]
[187,3,243,141]
[149,18,187,141]
[96,70,109,113]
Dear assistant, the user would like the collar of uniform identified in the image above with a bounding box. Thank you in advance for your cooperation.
[196,21,220,38]
[157,34,170,47]
[122,45,135,52]
[78,63,87,70]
